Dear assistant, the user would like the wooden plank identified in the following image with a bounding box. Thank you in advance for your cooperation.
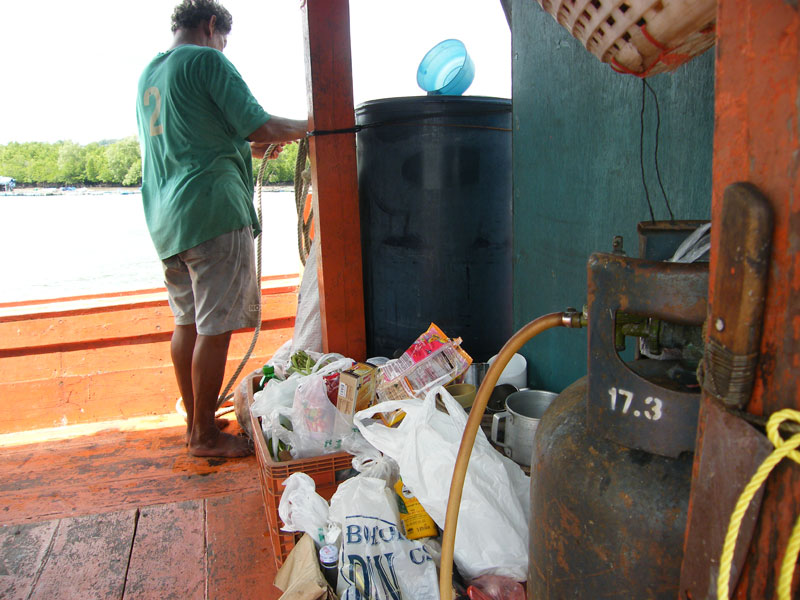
[302,0,366,360]
[206,491,282,599]
[0,292,296,355]
[0,354,61,383]
[0,413,189,448]
[680,183,774,597]
[0,324,291,382]
[0,276,298,318]
[0,424,259,525]
[708,1,800,597]
[30,510,136,600]
[0,304,176,351]
[0,277,296,433]
[0,358,264,431]
[0,328,292,433]
[0,287,170,312]
[679,398,774,598]
[123,500,205,600]
[0,498,281,598]
[0,426,252,486]
[0,520,58,600]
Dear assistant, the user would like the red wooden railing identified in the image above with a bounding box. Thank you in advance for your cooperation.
[0,275,299,434]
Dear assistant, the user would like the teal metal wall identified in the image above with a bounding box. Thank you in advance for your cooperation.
[511,1,715,392]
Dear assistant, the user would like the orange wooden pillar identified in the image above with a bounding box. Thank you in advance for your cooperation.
[701,1,800,597]
[302,0,367,360]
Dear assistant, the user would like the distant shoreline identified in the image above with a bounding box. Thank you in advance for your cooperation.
[2,183,294,197]
[2,187,140,197]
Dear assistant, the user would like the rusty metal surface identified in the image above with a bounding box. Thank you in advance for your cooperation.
[529,378,692,599]
[586,253,708,457]
[679,397,772,600]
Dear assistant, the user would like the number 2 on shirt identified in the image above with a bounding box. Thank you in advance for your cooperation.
[143,87,164,136]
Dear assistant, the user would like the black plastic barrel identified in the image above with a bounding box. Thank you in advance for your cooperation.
[355,96,512,362]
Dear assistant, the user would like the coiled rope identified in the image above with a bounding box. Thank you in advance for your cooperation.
[212,143,279,410]
[173,139,311,420]
[718,408,800,600]
[293,137,312,265]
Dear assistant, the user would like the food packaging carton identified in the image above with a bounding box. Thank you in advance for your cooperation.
[336,362,376,417]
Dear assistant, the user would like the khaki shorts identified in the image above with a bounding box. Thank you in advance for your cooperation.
[161,227,260,336]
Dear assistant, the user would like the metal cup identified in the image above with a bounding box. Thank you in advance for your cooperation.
[491,390,557,467]
[463,362,491,388]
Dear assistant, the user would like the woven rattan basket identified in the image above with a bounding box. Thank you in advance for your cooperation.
[537,0,716,76]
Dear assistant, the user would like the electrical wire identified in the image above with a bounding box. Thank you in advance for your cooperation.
[644,79,674,221]
[640,81,656,223]
[639,79,675,222]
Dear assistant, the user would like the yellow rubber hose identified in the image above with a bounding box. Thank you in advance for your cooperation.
[438,311,575,599]
[718,408,800,600]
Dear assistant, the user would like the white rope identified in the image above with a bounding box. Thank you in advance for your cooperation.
[214,145,276,410]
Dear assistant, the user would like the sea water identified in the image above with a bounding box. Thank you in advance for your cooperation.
[0,188,301,304]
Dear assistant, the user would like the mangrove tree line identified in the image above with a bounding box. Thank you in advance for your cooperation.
[0,138,301,188]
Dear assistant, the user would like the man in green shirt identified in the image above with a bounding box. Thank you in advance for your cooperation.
[136,0,308,457]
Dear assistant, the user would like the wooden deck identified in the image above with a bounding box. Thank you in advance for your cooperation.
[0,415,284,599]
[0,278,300,598]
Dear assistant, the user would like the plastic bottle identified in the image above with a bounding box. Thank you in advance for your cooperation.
[259,364,276,390]
[318,544,339,590]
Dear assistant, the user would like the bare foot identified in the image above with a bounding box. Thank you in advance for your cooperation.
[184,418,231,445]
[189,431,253,458]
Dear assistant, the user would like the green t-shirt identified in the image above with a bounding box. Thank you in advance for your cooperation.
[136,45,269,259]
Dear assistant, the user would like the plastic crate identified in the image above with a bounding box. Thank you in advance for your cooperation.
[243,372,353,567]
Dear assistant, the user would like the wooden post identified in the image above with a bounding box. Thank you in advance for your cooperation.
[681,1,800,598]
[302,0,366,360]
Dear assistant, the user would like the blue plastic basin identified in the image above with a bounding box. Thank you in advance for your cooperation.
[416,39,475,96]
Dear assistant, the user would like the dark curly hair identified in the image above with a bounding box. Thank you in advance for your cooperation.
[171,0,233,34]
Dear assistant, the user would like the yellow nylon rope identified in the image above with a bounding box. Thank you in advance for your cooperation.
[718,408,800,600]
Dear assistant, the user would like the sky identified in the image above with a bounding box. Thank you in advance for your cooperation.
[1,0,511,146]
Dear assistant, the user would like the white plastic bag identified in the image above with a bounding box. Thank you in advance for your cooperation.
[288,374,356,458]
[311,353,349,375]
[353,386,531,581]
[250,372,302,422]
[265,338,294,380]
[291,240,323,356]
[278,473,330,546]
[328,476,439,600]
[351,448,400,487]
[253,354,349,438]
[251,374,303,459]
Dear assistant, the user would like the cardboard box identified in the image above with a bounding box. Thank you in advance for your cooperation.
[374,379,409,426]
[336,362,376,417]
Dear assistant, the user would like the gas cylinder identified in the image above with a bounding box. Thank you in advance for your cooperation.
[528,247,708,599]
[528,373,693,599]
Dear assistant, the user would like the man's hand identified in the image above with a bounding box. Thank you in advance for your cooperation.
[250,141,286,160]
[269,143,286,160]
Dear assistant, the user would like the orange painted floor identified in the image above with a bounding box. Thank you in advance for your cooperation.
[0,416,284,599]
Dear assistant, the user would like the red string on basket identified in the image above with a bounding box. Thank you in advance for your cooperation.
[639,24,668,51]
[610,24,701,78]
